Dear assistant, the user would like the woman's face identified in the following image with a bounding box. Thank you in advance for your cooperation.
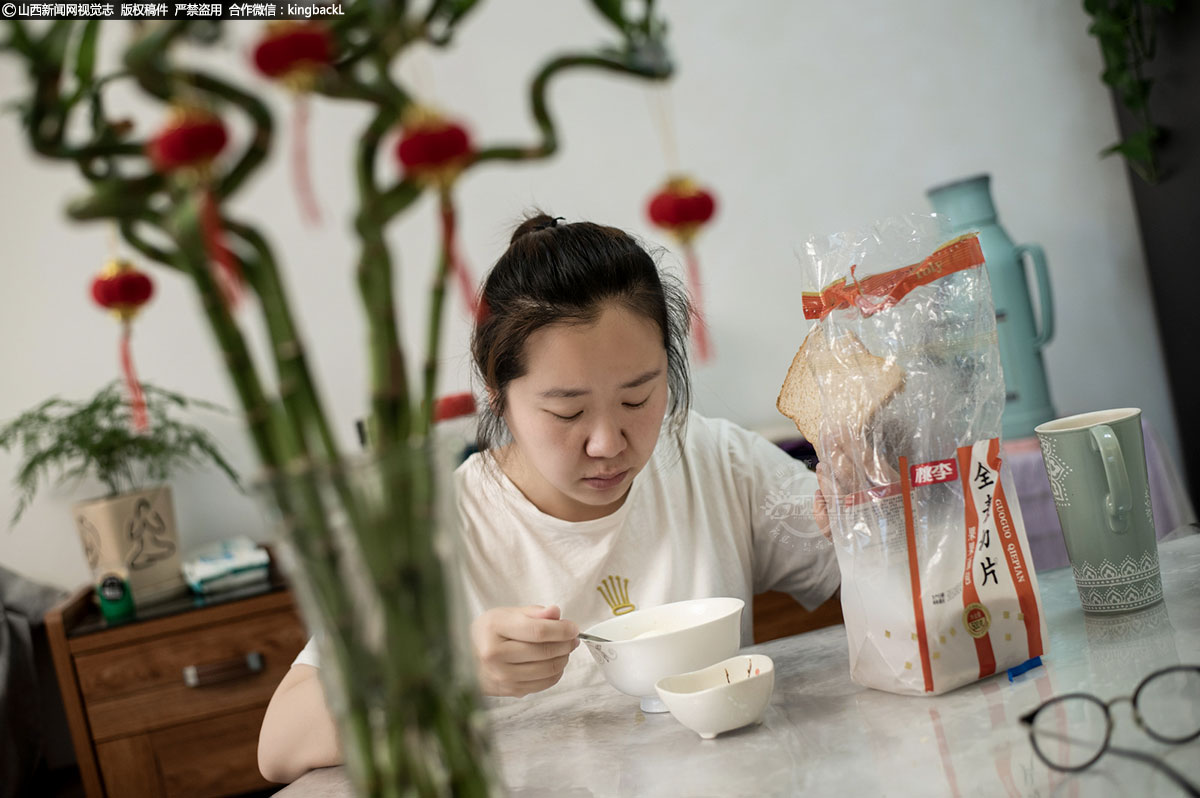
[500,302,670,522]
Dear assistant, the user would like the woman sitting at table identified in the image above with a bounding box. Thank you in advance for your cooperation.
[257,213,841,783]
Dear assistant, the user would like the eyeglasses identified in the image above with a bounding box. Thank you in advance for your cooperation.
[1019,665,1200,795]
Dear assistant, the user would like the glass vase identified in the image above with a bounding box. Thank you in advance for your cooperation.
[258,440,495,797]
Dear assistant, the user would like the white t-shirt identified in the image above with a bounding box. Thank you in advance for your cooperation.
[294,411,840,695]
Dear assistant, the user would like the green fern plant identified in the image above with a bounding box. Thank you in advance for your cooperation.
[0,381,240,526]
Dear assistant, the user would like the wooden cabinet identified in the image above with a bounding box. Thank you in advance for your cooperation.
[45,582,308,798]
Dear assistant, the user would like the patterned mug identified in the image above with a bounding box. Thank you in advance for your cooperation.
[1035,408,1163,614]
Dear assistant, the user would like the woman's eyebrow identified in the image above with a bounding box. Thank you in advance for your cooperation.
[539,369,662,399]
[540,387,588,399]
[620,369,662,389]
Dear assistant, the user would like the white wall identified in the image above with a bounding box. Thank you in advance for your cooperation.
[0,1,1179,591]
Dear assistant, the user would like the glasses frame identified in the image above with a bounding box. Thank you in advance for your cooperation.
[1018,664,1200,792]
[1131,664,1200,745]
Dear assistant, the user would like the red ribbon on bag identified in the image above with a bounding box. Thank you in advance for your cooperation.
[802,235,985,320]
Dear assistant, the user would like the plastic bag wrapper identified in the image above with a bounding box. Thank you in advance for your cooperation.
[798,214,1047,695]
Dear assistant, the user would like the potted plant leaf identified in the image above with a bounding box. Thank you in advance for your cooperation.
[0,381,240,607]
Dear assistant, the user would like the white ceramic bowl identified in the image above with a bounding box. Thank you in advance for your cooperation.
[582,597,743,713]
[655,653,775,739]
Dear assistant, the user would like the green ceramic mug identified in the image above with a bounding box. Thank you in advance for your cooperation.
[1035,408,1162,614]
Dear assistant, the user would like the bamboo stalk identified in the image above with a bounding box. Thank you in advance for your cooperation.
[472,53,672,167]
[118,214,179,271]
[220,220,395,601]
[223,222,342,459]
[354,106,412,450]
[418,188,456,436]
[172,198,385,787]
[7,12,677,797]
[181,70,274,200]
[166,193,290,467]
[380,179,424,224]
[122,19,188,99]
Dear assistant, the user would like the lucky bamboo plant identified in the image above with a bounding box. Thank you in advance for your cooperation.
[2,5,673,796]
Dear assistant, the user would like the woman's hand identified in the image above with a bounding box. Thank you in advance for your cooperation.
[471,605,580,697]
[813,427,903,544]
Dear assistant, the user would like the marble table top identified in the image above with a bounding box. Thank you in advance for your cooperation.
[277,529,1200,797]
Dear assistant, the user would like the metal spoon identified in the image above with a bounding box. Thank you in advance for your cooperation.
[578,632,611,643]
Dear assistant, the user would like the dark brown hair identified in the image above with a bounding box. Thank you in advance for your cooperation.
[471,213,692,450]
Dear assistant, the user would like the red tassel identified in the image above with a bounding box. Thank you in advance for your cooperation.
[292,96,322,225]
[683,243,713,363]
[200,190,243,308]
[439,196,481,321]
[120,322,149,432]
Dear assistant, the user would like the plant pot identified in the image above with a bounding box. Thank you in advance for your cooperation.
[72,485,187,607]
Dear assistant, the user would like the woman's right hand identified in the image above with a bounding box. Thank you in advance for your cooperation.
[470,605,580,697]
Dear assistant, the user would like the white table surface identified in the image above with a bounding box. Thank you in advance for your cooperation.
[277,529,1200,798]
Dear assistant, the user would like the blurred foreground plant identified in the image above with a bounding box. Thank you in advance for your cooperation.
[2,5,673,795]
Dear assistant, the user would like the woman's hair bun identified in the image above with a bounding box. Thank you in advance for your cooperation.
[510,213,562,244]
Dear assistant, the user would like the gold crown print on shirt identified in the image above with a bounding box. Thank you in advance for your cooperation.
[597,575,636,615]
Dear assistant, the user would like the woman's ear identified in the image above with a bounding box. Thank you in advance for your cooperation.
[486,387,502,418]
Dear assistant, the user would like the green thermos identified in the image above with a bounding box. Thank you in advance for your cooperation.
[927,174,1056,440]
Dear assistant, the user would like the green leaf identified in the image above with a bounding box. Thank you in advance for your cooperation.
[184,20,222,45]
[1098,34,1128,59]
[6,21,37,57]
[1088,11,1125,37]
[442,0,482,26]
[1120,77,1153,109]
[590,0,629,31]
[1113,69,1140,95]
[1102,128,1156,163]
[1100,66,1125,87]
[1121,91,1146,109]
[75,20,99,86]
[39,20,74,65]
[1096,42,1129,74]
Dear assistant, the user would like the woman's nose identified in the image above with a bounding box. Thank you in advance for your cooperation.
[585,416,627,459]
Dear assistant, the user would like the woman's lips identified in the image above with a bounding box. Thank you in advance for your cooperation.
[582,470,629,490]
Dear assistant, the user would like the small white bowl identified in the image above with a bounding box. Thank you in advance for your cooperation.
[582,597,743,713]
[655,653,775,739]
